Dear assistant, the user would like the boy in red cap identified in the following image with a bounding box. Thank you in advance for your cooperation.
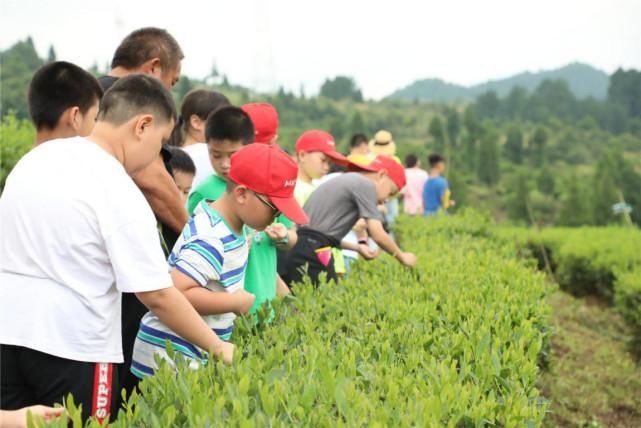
[294,130,348,206]
[132,143,307,378]
[280,155,417,286]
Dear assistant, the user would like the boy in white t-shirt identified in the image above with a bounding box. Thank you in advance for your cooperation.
[132,143,308,378]
[0,75,233,424]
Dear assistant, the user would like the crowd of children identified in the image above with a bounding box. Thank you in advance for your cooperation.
[0,27,453,426]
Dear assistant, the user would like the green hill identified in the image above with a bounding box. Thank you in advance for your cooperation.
[387,62,609,102]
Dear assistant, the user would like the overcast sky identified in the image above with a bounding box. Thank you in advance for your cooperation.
[2,0,640,99]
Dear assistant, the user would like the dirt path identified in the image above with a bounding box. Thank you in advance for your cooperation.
[540,291,641,427]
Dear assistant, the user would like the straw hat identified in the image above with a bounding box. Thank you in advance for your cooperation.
[368,130,397,157]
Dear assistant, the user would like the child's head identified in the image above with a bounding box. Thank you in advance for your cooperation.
[240,103,279,144]
[349,133,369,155]
[96,74,177,175]
[428,154,446,175]
[295,130,347,181]
[205,106,254,180]
[226,143,308,230]
[357,155,407,203]
[28,61,103,139]
[405,154,419,168]
[166,146,196,204]
[168,90,230,146]
[111,27,184,89]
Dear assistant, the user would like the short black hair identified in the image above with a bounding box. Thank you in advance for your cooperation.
[205,106,254,145]
[166,146,195,175]
[350,133,369,148]
[168,89,230,146]
[428,154,445,168]
[97,74,177,126]
[28,61,103,130]
[405,154,418,168]
[111,27,184,72]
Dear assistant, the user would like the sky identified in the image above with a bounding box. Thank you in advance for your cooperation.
[2,0,640,99]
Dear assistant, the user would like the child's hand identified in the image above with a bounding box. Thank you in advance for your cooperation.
[212,341,235,364]
[358,244,378,260]
[265,223,288,241]
[1,405,65,428]
[397,252,417,267]
[234,289,256,315]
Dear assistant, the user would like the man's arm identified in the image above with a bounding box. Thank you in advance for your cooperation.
[367,218,417,267]
[132,155,188,233]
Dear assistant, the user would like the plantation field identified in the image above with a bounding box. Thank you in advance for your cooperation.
[45,211,552,427]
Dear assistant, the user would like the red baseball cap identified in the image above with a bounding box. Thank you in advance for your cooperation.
[295,130,348,165]
[352,155,407,190]
[228,143,308,224]
[241,103,279,144]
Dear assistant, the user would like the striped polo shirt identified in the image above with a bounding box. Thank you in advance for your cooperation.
[131,200,248,379]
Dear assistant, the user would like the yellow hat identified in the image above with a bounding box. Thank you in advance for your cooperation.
[369,130,397,157]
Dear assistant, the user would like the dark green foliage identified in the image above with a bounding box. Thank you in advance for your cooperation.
[319,76,363,102]
[504,126,524,164]
[477,129,500,186]
[0,38,44,118]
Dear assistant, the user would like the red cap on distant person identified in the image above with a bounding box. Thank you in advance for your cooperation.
[228,143,308,224]
[295,130,348,165]
[354,155,407,190]
[241,103,279,144]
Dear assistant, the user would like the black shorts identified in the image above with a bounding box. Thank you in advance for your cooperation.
[0,344,119,423]
[279,228,339,287]
[119,293,147,396]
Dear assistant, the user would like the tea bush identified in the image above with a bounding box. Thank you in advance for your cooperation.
[40,211,551,427]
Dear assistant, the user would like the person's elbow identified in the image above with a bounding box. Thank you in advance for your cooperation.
[135,287,174,312]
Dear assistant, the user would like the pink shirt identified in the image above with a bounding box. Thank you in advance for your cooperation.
[402,168,429,215]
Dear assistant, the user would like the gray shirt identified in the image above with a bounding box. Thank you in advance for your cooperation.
[303,173,382,241]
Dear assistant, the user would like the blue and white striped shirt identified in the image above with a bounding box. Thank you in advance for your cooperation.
[131,201,248,378]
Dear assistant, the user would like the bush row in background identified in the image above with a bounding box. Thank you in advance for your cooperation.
[498,226,641,347]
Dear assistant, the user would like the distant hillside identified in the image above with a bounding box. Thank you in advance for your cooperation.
[387,62,609,102]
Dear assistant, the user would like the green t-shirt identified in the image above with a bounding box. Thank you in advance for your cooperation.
[187,174,293,314]
[187,174,228,215]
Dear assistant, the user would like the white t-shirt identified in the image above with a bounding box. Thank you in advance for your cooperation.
[0,137,172,363]
[183,142,214,190]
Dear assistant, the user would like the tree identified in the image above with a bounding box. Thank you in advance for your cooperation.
[173,76,194,103]
[477,129,500,186]
[474,91,500,119]
[319,76,363,102]
[445,108,461,147]
[591,152,620,225]
[529,79,577,122]
[349,111,366,135]
[608,68,641,118]
[506,172,530,223]
[529,126,547,167]
[427,116,446,154]
[557,174,592,226]
[504,126,524,164]
[0,38,44,118]
[536,166,555,194]
[47,45,56,62]
[503,86,528,119]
